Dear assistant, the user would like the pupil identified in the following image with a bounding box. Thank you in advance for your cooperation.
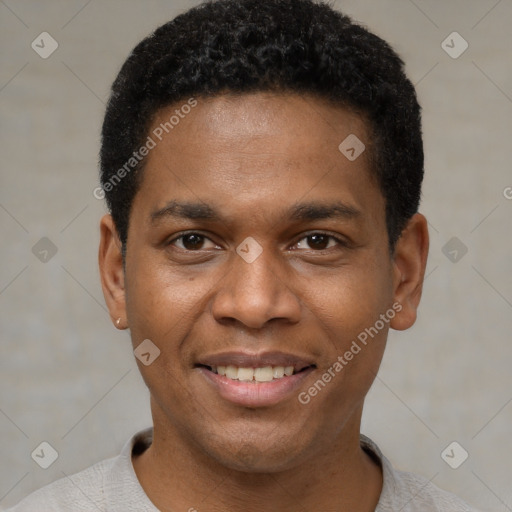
[309,234,328,249]
[184,234,203,250]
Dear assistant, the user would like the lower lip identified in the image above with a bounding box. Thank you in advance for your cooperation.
[198,367,315,408]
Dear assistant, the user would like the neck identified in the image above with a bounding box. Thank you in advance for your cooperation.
[133,409,382,512]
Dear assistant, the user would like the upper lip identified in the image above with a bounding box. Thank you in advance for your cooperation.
[196,351,316,372]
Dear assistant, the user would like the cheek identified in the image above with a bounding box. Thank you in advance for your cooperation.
[125,258,212,340]
[302,256,392,396]
[303,298,390,419]
[307,262,392,335]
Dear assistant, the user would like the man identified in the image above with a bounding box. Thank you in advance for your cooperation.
[8,0,480,510]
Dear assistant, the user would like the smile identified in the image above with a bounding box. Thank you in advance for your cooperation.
[195,352,317,407]
[206,365,302,382]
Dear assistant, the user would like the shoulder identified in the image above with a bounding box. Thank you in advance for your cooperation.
[360,435,481,512]
[385,467,481,512]
[5,428,155,512]
[4,456,116,512]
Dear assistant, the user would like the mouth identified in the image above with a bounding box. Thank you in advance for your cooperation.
[195,352,317,407]
[197,364,314,382]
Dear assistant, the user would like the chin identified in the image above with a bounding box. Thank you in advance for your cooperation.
[197,424,313,474]
[210,445,300,474]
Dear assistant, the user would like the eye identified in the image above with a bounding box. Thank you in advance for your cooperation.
[168,232,220,251]
[293,233,344,251]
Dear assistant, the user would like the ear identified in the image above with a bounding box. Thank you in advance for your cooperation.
[389,213,429,331]
[98,214,127,328]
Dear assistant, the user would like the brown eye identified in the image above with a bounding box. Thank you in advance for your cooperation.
[295,233,340,251]
[181,234,205,250]
[306,234,330,250]
[170,233,218,251]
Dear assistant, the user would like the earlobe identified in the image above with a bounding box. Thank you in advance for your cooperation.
[389,213,429,331]
[98,214,128,328]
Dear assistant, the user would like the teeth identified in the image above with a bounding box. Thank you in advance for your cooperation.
[225,365,238,379]
[254,366,273,382]
[209,365,300,382]
[237,367,255,381]
[273,366,285,378]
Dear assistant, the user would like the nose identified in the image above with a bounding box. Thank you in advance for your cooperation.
[211,245,302,330]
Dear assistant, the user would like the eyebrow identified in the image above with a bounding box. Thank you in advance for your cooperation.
[150,200,361,225]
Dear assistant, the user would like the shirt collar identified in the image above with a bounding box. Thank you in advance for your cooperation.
[108,428,393,511]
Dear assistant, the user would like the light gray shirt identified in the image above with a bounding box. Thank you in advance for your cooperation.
[6,428,480,511]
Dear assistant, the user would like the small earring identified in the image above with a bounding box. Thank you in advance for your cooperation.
[116,318,121,327]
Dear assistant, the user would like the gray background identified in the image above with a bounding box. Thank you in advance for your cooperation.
[1,0,511,509]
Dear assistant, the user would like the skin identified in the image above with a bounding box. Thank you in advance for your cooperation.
[99,92,429,512]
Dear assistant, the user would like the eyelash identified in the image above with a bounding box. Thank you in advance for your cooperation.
[167,231,348,252]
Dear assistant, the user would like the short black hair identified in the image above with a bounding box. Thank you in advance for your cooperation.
[100,0,423,252]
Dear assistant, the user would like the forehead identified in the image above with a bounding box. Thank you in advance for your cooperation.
[150,93,370,163]
[133,92,383,229]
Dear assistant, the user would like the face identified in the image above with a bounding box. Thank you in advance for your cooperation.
[100,92,428,473]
